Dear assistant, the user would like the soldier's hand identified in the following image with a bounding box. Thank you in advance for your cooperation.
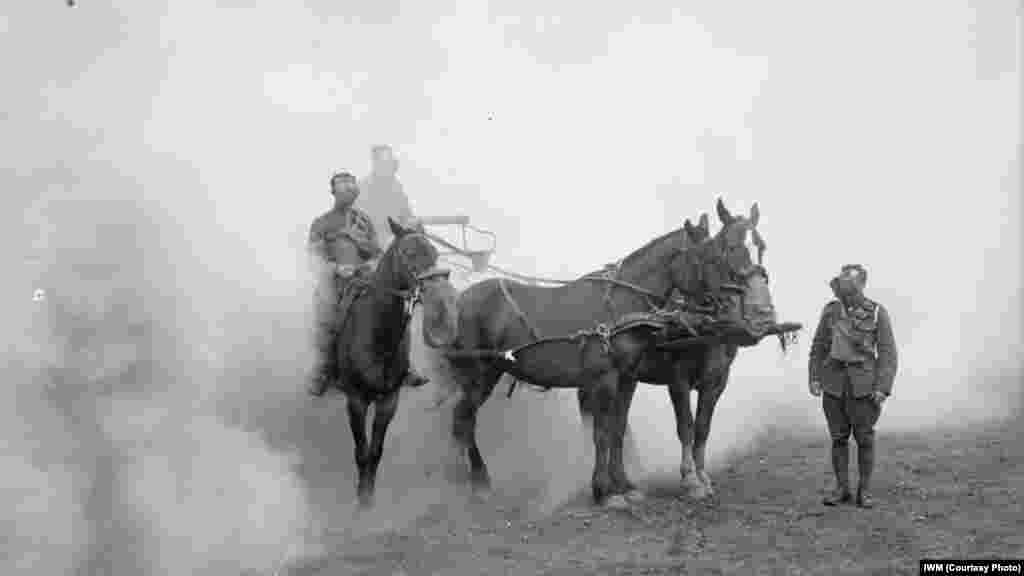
[808,380,822,397]
[872,390,887,406]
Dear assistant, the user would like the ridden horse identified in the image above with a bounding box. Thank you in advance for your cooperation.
[439,199,773,504]
[579,200,777,500]
[334,217,458,508]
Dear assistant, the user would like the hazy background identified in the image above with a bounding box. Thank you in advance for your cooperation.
[3,1,1020,574]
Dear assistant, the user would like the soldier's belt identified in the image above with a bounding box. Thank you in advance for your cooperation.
[829,358,872,367]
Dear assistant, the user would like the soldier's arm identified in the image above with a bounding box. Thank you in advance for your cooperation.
[355,213,383,260]
[307,219,328,266]
[807,303,834,383]
[874,304,898,396]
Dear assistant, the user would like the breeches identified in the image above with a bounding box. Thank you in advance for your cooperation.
[823,392,880,447]
[313,278,342,356]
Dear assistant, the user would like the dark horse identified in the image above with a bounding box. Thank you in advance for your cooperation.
[438,199,774,504]
[579,200,777,500]
[333,217,458,508]
[576,212,710,484]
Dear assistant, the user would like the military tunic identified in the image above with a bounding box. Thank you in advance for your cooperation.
[809,297,898,444]
[358,173,415,247]
[308,206,382,367]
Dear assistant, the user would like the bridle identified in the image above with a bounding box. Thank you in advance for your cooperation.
[380,231,452,322]
[338,231,451,395]
[677,223,770,318]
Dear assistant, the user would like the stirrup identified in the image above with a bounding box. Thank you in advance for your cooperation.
[402,370,429,388]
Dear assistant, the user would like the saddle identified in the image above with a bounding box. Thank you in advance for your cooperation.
[333,264,375,333]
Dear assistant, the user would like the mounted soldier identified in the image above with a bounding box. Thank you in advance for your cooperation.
[808,264,899,508]
[307,170,427,396]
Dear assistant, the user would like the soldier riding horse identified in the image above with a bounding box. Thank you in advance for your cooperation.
[311,214,458,508]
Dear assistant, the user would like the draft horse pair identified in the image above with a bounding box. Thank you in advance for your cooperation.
[436,199,780,506]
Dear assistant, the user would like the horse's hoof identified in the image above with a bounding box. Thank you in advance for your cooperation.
[625,489,646,503]
[682,476,710,500]
[470,482,493,501]
[604,494,631,510]
[356,491,375,510]
[688,484,711,500]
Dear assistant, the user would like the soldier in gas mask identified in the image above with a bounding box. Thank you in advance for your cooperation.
[808,264,898,508]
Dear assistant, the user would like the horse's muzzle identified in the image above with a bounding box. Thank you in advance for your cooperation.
[717,268,777,347]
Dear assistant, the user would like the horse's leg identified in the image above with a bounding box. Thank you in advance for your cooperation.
[361,389,400,509]
[609,377,640,497]
[667,371,706,499]
[693,370,730,496]
[589,373,617,506]
[577,387,595,464]
[346,394,372,507]
[452,364,500,496]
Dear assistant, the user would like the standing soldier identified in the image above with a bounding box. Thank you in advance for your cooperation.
[808,264,898,508]
[358,144,417,247]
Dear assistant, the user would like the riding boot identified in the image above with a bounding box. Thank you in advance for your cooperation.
[823,441,852,506]
[309,365,330,397]
[856,441,875,508]
[309,327,337,397]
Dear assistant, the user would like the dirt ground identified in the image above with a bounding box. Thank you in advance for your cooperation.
[284,417,1023,576]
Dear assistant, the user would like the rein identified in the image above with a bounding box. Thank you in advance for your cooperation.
[340,231,451,396]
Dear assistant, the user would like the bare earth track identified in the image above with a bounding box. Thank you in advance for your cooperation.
[286,417,1023,576]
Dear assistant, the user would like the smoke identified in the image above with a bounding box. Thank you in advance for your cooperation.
[3,1,1020,574]
[626,0,1023,478]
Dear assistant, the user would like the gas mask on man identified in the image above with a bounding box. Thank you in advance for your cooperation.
[330,172,360,208]
[830,265,867,303]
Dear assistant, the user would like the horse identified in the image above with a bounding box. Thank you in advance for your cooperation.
[578,199,780,501]
[437,199,775,505]
[332,217,459,508]
[575,213,710,486]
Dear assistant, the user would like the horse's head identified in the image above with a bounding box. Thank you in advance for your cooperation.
[672,199,776,345]
[384,217,459,347]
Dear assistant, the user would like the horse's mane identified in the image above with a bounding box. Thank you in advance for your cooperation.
[617,225,687,269]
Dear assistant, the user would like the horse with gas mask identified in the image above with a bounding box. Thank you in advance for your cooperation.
[577,200,785,501]
[434,199,779,505]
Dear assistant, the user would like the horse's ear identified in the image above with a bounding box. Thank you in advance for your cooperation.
[388,216,406,238]
[698,213,709,234]
[683,218,694,233]
[749,202,760,228]
[716,198,733,226]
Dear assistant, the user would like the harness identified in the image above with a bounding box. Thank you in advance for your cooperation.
[331,232,450,396]
[488,244,748,397]
[438,222,783,400]
[488,309,699,397]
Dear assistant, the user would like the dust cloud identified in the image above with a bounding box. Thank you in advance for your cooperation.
[3,1,1020,575]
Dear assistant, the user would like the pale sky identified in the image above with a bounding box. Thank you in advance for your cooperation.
[5,0,1021,425]
[5,0,1020,422]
